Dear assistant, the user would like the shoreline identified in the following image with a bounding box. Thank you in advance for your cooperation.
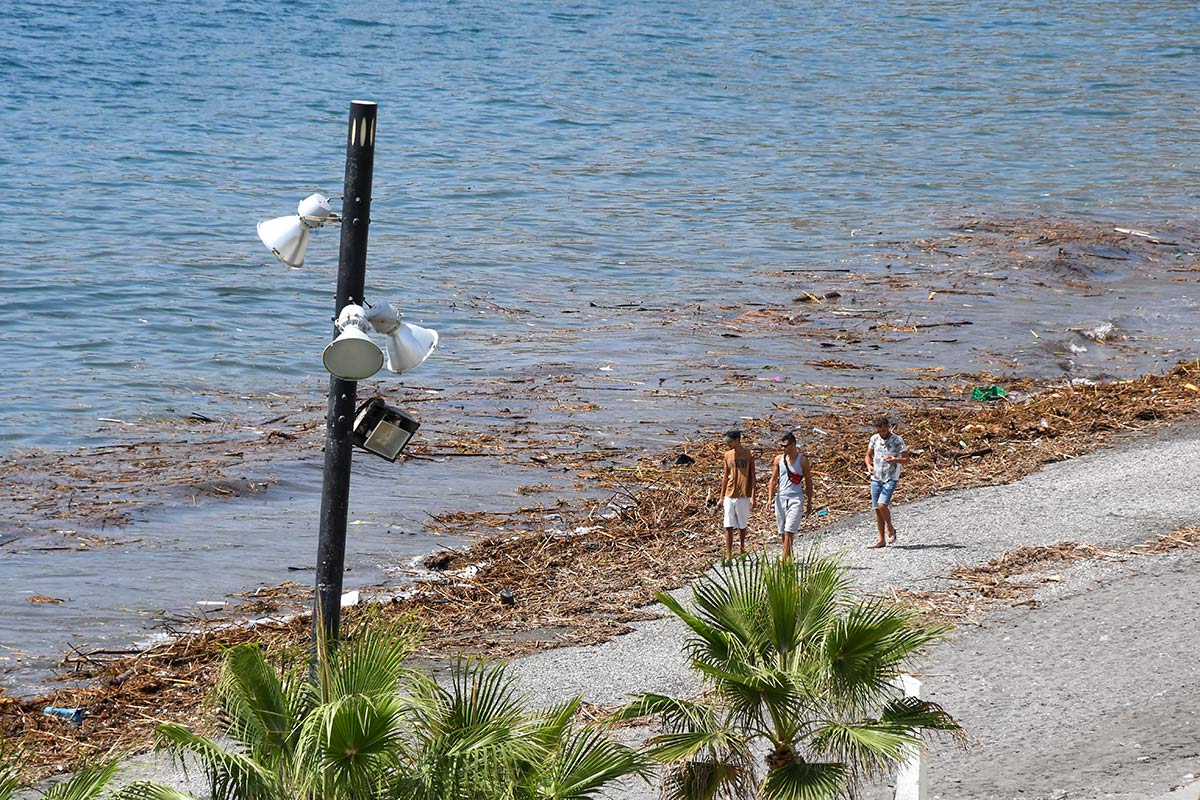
[4,212,1197,691]
[5,213,1198,544]
[106,416,1200,800]
[2,361,1198,776]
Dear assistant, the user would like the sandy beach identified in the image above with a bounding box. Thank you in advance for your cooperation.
[501,421,1200,800]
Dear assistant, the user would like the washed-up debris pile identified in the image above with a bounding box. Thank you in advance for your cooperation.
[4,360,1197,777]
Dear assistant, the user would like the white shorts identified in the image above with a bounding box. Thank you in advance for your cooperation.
[775,496,804,535]
[723,497,750,529]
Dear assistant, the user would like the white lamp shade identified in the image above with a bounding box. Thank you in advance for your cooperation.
[257,215,310,268]
[383,322,439,374]
[296,193,334,221]
[364,302,402,334]
[323,325,385,380]
[257,194,334,268]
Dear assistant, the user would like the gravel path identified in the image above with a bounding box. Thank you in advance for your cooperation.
[509,422,1200,799]
[915,550,1200,800]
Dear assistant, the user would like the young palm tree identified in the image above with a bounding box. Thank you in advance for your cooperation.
[615,551,963,800]
[154,615,419,800]
[147,614,646,800]
[395,658,650,800]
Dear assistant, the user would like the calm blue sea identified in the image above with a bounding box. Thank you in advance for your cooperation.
[1,0,1198,449]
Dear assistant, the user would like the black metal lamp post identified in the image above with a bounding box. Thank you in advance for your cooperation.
[314,99,377,647]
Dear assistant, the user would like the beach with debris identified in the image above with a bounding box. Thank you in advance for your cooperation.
[29,389,1200,800]
[2,213,1199,785]
[5,3,1200,793]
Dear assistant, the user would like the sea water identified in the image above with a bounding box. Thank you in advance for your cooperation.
[2,0,1200,690]
[1,0,1198,449]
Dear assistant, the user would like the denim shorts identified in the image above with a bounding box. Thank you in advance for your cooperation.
[871,479,898,508]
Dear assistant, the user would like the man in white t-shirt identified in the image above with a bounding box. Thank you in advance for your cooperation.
[864,415,909,548]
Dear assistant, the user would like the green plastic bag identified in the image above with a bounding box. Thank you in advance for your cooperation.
[971,385,1008,402]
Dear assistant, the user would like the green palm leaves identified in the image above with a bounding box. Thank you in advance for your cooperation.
[156,617,411,800]
[148,615,645,800]
[0,747,21,800]
[617,551,962,800]
[0,751,190,800]
[9,552,954,800]
[399,661,649,800]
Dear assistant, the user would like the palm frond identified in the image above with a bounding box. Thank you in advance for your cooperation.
[819,600,942,712]
[105,783,197,800]
[617,694,753,798]
[446,659,529,732]
[656,591,738,664]
[295,694,405,800]
[807,721,919,778]
[695,646,805,730]
[0,746,23,800]
[691,557,769,652]
[400,659,543,799]
[532,726,651,800]
[612,694,717,732]
[790,550,847,648]
[692,659,789,701]
[878,696,965,740]
[644,730,747,764]
[42,761,119,800]
[763,558,803,659]
[325,614,418,701]
[155,723,278,800]
[523,695,581,752]
[661,759,755,800]
[872,623,950,674]
[759,759,847,800]
[212,644,294,763]
[282,667,320,746]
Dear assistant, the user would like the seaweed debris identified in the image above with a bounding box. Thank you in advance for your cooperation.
[895,527,1200,623]
[3,361,1198,777]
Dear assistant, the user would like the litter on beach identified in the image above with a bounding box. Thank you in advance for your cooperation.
[42,706,85,726]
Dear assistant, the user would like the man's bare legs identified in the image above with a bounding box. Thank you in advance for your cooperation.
[870,503,897,548]
[871,505,887,548]
[782,531,795,562]
[725,528,748,559]
[880,503,897,543]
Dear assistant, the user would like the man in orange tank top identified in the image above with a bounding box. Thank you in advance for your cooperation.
[718,429,756,561]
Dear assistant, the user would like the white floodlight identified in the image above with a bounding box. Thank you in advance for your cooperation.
[353,397,420,461]
[257,193,337,268]
[322,304,385,380]
[364,302,439,374]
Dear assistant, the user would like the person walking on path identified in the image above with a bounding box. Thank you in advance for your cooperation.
[764,431,813,562]
[718,429,756,561]
[865,415,910,548]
